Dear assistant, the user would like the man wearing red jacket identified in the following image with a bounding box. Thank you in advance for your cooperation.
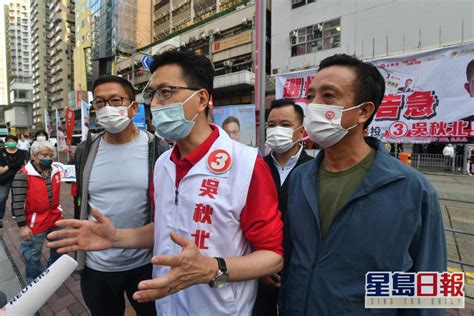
[11,140,63,283]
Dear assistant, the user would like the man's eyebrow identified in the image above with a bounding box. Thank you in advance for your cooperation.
[94,94,122,99]
[318,83,340,91]
[148,82,172,90]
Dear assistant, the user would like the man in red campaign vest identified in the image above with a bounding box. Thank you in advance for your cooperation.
[11,140,64,283]
[48,51,284,316]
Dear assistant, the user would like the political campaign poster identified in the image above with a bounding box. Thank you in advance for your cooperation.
[55,109,68,152]
[212,105,256,147]
[52,162,76,182]
[275,43,474,143]
[368,43,474,143]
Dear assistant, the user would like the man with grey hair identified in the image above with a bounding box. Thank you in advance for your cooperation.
[11,140,63,283]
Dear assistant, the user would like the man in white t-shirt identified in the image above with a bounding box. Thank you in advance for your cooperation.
[71,75,168,316]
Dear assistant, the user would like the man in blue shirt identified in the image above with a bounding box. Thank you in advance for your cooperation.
[279,54,447,315]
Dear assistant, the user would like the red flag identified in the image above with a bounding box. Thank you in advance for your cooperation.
[65,108,75,146]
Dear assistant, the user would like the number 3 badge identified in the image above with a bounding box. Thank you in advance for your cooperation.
[208,149,232,174]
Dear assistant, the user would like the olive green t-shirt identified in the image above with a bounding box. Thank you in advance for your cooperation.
[319,150,376,238]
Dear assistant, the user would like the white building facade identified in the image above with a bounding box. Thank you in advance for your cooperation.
[5,0,33,134]
[272,0,474,73]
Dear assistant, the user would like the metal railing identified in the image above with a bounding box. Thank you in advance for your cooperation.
[444,226,474,294]
[390,153,467,174]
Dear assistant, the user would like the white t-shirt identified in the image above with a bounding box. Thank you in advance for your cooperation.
[17,139,30,151]
[86,131,152,272]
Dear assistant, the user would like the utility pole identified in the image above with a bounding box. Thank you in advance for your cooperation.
[255,0,266,154]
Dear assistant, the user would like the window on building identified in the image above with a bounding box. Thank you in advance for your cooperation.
[292,0,315,9]
[290,18,340,57]
[15,90,27,99]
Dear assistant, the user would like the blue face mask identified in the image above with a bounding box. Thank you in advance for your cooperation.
[39,158,53,169]
[151,90,201,141]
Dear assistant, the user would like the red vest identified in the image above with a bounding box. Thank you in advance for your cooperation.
[21,163,64,235]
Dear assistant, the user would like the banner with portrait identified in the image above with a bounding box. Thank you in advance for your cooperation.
[211,105,256,147]
[275,43,474,143]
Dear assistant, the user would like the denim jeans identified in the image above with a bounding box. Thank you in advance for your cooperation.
[0,181,11,220]
[20,227,61,284]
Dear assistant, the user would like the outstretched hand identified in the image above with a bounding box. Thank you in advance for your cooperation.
[47,208,116,253]
[133,231,218,303]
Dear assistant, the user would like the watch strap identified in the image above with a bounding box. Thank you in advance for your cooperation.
[215,257,227,274]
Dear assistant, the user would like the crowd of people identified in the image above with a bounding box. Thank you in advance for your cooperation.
[0,51,448,316]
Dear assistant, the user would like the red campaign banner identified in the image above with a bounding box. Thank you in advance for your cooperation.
[276,43,474,143]
[65,108,75,146]
[275,69,315,108]
[369,43,474,143]
[367,120,474,143]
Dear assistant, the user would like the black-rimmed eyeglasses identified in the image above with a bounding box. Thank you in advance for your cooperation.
[142,86,200,104]
[90,97,132,110]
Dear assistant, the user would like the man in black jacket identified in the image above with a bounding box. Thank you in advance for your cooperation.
[253,99,312,316]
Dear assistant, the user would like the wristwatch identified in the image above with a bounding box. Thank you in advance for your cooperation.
[209,257,229,288]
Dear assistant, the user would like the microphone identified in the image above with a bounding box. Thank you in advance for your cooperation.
[1,255,78,316]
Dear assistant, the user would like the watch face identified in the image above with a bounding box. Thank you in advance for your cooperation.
[212,272,229,288]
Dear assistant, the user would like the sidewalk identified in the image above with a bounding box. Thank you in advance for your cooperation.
[0,183,136,316]
[0,235,22,305]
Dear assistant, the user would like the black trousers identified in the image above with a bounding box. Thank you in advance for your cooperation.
[81,264,156,316]
[252,282,279,316]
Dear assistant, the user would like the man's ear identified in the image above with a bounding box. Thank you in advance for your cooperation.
[129,101,139,116]
[197,90,209,113]
[358,102,375,125]
[465,83,473,96]
[298,125,306,138]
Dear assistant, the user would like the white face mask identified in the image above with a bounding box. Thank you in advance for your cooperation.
[303,103,364,148]
[36,136,47,142]
[96,104,133,134]
[266,126,302,154]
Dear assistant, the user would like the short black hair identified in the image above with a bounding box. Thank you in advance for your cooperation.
[5,135,18,143]
[269,98,304,124]
[222,116,240,127]
[34,129,49,140]
[466,60,474,81]
[150,50,214,114]
[92,75,136,101]
[318,54,386,129]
